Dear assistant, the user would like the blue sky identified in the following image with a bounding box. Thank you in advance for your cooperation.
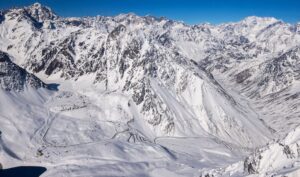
[0,0,299,24]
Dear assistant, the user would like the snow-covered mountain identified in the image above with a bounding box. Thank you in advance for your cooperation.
[0,3,300,177]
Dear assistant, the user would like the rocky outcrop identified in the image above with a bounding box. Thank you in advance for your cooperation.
[0,11,4,24]
[0,51,48,91]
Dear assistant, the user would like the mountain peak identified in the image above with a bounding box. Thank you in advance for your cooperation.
[241,16,279,25]
[32,2,42,8]
[114,13,140,22]
[25,2,57,22]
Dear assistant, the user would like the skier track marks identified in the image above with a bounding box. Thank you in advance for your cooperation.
[0,130,21,160]
[30,106,56,147]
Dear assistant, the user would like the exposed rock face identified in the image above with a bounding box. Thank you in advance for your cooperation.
[0,51,47,91]
[243,153,260,174]
[235,69,252,84]
[0,11,4,24]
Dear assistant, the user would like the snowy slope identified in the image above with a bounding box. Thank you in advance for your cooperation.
[0,3,300,177]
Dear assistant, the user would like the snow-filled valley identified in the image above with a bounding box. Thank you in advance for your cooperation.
[1,3,300,177]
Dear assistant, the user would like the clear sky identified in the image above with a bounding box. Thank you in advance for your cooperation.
[0,0,299,24]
